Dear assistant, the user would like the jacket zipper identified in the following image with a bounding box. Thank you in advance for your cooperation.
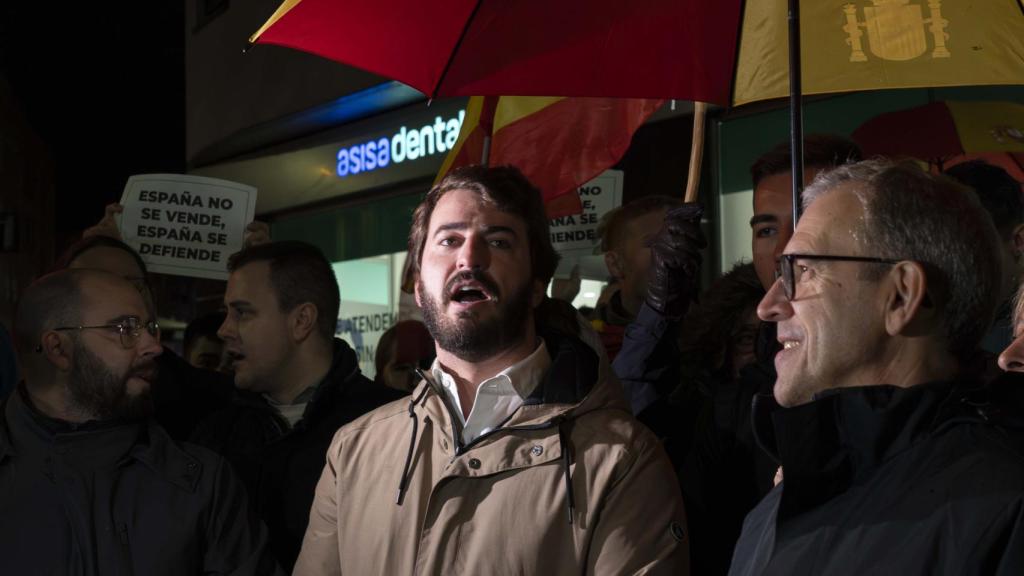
[415,369,569,458]
[118,522,134,576]
[415,369,465,458]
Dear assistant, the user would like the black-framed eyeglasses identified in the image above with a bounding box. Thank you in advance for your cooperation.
[36,316,161,352]
[775,253,900,301]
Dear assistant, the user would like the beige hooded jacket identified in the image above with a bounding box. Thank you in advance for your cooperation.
[294,331,689,575]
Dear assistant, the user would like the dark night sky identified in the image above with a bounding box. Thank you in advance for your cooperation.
[1,2,185,248]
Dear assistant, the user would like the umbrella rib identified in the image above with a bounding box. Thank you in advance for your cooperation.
[430,0,485,99]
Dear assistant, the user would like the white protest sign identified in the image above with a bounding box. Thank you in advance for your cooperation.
[549,170,623,278]
[119,174,257,280]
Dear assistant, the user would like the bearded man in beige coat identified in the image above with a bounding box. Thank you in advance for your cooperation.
[294,166,689,575]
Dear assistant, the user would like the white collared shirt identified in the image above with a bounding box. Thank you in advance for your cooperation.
[433,340,551,445]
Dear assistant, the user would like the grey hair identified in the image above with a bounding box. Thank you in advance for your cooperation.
[801,159,1003,357]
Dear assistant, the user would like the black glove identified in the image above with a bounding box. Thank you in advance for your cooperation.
[645,203,707,319]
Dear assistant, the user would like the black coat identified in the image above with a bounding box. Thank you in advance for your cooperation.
[0,386,280,576]
[191,338,405,571]
[729,381,1024,576]
[153,345,234,441]
[615,306,779,575]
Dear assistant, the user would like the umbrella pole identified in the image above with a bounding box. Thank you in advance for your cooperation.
[789,0,805,224]
[481,135,492,166]
[684,102,707,203]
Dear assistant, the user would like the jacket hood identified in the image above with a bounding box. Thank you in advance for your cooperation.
[522,327,629,417]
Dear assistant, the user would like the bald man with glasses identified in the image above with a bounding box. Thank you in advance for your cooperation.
[1,269,281,575]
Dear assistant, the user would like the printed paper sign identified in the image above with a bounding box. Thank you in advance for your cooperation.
[549,170,623,279]
[548,170,623,255]
[119,174,257,280]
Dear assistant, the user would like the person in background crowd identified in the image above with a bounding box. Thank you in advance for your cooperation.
[677,263,763,387]
[184,311,228,372]
[374,319,434,392]
[1,269,279,575]
[667,262,763,456]
[294,165,689,575]
[191,241,403,572]
[730,159,1024,575]
[614,134,862,575]
[0,322,17,399]
[593,195,684,360]
[669,264,766,574]
[944,160,1024,355]
[55,234,233,440]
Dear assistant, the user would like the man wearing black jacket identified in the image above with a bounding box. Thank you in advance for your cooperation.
[191,241,403,571]
[729,160,1024,574]
[2,269,278,575]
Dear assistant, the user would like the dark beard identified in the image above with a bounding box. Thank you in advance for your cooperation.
[419,271,534,362]
[68,343,155,422]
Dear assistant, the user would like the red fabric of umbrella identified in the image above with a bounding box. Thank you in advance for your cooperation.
[853,100,1024,166]
[252,0,743,104]
[853,102,965,161]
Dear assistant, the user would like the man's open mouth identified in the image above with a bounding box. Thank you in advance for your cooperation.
[449,282,493,304]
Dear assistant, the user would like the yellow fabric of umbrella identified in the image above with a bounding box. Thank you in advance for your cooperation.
[734,0,1024,106]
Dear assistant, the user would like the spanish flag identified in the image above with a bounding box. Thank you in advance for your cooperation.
[437,96,664,219]
[733,0,1024,106]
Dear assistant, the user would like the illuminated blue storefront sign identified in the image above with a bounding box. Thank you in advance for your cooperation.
[336,110,465,178]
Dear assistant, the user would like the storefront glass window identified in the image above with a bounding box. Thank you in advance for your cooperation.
[332,251,410,379]
[718,189,754,271]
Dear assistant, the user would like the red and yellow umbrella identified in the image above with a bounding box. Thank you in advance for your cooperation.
[251,1,1024,215]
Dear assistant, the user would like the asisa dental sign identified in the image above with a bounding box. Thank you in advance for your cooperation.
[336,110,465,178]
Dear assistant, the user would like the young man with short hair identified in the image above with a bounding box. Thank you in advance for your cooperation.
[295,166,689,575]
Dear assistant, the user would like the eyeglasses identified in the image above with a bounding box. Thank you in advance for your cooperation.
[36,316,161,352]
[775,253,900,301]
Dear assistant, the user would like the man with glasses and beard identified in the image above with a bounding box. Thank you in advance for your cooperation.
[294,166,688,575]
[56,234,235,441]
[1,269,280,575]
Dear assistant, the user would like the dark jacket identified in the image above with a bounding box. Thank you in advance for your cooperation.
[616,304,778,575]
[191,338,404,571]
[153,345,234,441]
[729,381,1024,576]
[0,386,280,576]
